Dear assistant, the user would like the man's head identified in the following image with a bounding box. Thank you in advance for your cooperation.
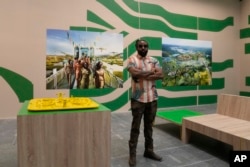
[135,39,148,57]
[96,61,103,70]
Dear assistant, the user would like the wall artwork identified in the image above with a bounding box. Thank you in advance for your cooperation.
[162,37,212,86]
[46,29,123,89]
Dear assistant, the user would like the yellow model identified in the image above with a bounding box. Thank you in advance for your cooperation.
[27,93,99,111]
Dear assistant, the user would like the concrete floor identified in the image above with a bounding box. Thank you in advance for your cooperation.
[0,104,231,167]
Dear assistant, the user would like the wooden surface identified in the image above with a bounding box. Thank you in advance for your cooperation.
[17,101,111,167]
[217,93,250,121]
[182,94,250,150]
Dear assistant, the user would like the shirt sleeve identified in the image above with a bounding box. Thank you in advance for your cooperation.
[127,57,136,70]
[152,57,161,68]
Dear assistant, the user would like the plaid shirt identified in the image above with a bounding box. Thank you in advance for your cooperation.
[127,55,160,103]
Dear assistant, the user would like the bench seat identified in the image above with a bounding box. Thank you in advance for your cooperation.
[181,94,250,150]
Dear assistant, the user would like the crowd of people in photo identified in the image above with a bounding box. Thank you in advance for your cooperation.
[64,55,105,89]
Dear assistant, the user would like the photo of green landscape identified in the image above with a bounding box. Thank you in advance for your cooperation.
[162,38,212,86]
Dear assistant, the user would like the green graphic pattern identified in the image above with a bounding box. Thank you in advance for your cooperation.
[69,1,237,111]
[240,28,250,38]
[0,67,33,102]
[123,0,233,32]
[246,77,250,86]
[245,43,250,54]
[1,1,241,112]
[240,16,250,93]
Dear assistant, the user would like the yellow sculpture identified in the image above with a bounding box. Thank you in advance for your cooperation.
[27,93,99,111]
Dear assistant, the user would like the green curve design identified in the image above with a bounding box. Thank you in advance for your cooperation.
[245,43,250,54]
[70,26,106,32]
[199,78,224,90]
[159,78,225,91]
[87,10,115,29]
[121,31,129,37]
[158,96,197,108]
[139,18,196,39]
[240,91,250,96]
[123,0,197,29]
[198,17,233,32]
[70,88,116,97]
[246,77,250,86]
[0,67,33,102]
[102,90,129,111]
[198,95,217,105]
[123,0,233,32]
[212,59,233,72]
[97,0,197,39]
[240,28,250,38]
[162,85,197,91]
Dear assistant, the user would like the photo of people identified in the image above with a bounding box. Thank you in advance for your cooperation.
[46,29,123,89]
[162,37,212,86]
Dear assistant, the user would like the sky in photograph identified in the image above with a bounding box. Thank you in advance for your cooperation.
[46,29,123,56]
[162,37,212,48]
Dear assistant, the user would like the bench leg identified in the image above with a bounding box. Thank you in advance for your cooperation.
[181,125,191,143]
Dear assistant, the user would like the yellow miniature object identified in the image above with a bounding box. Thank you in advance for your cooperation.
[27,93,99,111]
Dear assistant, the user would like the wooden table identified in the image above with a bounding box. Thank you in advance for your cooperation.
[17,100,111,167]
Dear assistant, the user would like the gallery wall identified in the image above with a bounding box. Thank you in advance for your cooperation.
[239,0,250,96]
[0,0,249,118]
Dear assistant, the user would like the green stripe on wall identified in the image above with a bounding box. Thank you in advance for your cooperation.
[97,0,197,40]
[240,28,250,38]
[0,67,33,102]
[121,31,129,37]
[123,0,197,29]
[199,78,225,90]
[248,15,250,24]
[245,43,250,54]
[212,59,233,72]
[163,86,197,91]
[87,10,115,29]
[198,95,217,105]
[70,88,115,97]
[161,78,225,91]
[246,76,250,86]
[140,18,197,39]
[158,96,197,108]
[240,91,250,97]
[124,0,233,32]
[198,17,234,32]
[70,26,106,32]
[102,90,129,111]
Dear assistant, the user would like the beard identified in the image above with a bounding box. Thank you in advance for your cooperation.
[138,50,148,57]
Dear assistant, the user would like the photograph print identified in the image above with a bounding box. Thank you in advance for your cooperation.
[162,37,212,86]
[46,29,123,90]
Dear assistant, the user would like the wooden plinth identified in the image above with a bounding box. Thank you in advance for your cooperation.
[17,101,111,167]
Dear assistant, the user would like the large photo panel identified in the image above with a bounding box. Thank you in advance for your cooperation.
[46,29,123,89]
[162,38,212,86]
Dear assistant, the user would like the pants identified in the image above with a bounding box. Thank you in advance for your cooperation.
[129,99,157,154]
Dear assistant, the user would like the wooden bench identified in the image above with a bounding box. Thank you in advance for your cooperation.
[181,94,250,150]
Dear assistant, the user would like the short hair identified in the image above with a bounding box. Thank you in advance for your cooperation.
[135,39,148,48]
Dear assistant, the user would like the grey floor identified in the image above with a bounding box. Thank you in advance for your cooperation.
[0,104,231,167]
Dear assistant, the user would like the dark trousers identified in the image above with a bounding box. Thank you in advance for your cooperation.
[129,99,157,154]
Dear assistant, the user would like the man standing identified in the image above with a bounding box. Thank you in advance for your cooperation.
[127,39,163,166]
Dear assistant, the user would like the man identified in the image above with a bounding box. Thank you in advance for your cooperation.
[127,39,163,166]
[93,61,105,88]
